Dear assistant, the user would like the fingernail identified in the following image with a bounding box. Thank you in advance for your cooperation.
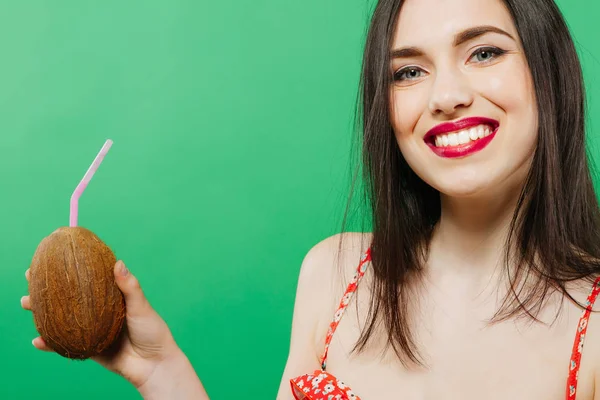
[118,261,129,276]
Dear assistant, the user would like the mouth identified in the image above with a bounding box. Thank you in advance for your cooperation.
[424,117,500,159]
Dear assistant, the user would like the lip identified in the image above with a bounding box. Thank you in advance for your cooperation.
[424,117,500,140]
[424,117,500,159]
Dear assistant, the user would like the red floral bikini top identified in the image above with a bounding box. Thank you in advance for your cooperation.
[289,247,600,400]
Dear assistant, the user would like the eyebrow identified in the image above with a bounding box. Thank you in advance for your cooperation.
[390,25,515,59]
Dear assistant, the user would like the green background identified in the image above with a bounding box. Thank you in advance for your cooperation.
[0,1,598,399]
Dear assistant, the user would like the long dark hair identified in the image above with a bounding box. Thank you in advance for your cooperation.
[343,0,600,367]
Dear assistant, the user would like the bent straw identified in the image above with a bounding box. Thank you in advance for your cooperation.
[69,139,113,227]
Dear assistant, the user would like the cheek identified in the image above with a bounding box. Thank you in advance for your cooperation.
[390,87,430,139]
[487,76,504,92]
[475,61,539,155]
[390,88,432,185]
[475,60,537,129]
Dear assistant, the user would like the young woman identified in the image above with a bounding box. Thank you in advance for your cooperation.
[21,0,600,398]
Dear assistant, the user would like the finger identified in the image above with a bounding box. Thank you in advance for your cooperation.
[25,268,30,282]
[32,337,54,352]
[113,261,151,317]
[21,295,31,310]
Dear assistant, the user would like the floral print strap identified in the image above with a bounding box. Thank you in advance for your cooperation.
[290,370,360,400]
[289,248,371,400]
[319,248,372,370]
[566,276,600,399]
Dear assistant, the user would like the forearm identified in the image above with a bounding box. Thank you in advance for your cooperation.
[138,349,209,400]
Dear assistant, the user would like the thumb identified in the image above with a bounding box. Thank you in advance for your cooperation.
[114,260,150,316]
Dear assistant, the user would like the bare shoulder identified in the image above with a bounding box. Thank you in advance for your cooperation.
[275,232,372,399]
[299,232,372,290]
[296,231,373,336]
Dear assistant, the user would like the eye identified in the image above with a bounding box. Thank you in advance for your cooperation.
[469,46,507,64]
[393,67,427,83]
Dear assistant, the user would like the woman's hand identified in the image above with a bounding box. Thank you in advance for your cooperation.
[21,260,209,399]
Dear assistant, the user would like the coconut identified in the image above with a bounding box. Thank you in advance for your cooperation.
[28,226,126,360]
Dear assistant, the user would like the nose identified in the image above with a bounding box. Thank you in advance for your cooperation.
[428,69,474,115]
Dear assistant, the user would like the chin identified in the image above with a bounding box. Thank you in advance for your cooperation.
[422,168,503,199]
[432,182,491,199]
[426,167,530,202]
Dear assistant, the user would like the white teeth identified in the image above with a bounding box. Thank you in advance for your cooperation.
[458,131,470,144]
[431,124,495,147]
[448,133,459,146]
[469,127,478,141]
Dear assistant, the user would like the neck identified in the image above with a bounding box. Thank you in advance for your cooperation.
[427,187,524,284]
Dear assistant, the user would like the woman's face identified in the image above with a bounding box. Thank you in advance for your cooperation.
[390,0,538,198]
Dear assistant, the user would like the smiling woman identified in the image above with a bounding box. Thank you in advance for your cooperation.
[390,15,538,198]
[285,0,600,398]
[18,0,600,399]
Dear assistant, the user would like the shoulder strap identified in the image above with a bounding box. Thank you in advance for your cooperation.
[566,276,600,399]
[319,247,372,371]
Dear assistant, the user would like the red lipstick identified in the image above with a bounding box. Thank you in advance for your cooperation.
[424,117,499,159]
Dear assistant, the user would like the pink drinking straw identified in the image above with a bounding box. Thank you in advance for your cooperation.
[69,139,113,227]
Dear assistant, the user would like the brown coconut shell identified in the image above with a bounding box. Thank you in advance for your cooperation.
[28,226,126,360]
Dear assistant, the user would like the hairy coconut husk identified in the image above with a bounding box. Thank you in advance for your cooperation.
[28,226,126,360]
